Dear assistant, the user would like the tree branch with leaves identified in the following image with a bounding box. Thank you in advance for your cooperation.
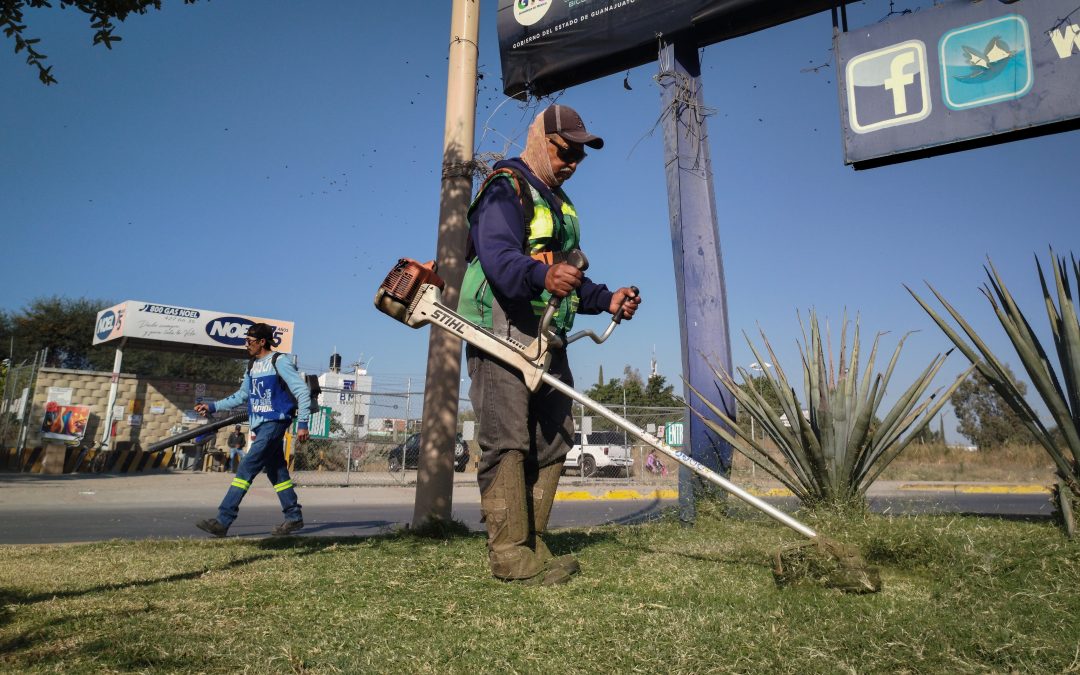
[2,0,199,85]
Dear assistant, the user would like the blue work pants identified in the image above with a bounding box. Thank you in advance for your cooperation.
[216,420,301,527]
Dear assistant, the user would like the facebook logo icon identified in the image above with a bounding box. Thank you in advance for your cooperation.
[846,40,931,134]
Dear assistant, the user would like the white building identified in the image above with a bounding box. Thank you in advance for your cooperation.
[315,353,372,439]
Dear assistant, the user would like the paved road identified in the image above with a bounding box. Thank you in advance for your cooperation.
[0,472,1056,545]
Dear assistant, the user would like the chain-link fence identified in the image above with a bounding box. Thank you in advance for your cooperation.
[564,403,682,487]
[0,350,46,467]
[290,385,466,487]
[289,386,684,488]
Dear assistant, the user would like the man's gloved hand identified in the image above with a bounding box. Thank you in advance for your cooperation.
[544,262,584,298]
[609,287,641,320]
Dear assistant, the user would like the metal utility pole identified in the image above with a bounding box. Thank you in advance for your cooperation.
[658,40,736,522]
[412,0,479,528]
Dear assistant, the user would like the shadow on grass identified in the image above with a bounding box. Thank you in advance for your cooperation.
[544,528,622,557]
[0,552,278,611]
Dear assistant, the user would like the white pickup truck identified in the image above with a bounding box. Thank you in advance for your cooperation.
[564,431,634,477]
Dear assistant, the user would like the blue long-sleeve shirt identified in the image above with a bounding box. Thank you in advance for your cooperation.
[469,158,613,314]
[209,352,310,431]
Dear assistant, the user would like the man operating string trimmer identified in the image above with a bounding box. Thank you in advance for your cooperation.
[459,104,641,586]
[377,105,879,593]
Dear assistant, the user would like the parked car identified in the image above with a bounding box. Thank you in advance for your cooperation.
[564,431,634,477]
[388,432,470,472]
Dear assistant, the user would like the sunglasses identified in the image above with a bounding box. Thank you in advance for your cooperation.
[549,138,587,164]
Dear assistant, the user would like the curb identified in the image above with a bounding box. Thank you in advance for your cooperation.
[898,483,1051,494]
[554,487,795,501]
[552,484,1053,500]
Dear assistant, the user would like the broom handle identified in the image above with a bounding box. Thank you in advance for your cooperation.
[542,374,818,539]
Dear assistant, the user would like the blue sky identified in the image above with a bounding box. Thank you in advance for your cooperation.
[2,1,1075,441]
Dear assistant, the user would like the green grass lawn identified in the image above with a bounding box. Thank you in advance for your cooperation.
[2,507,1078,673]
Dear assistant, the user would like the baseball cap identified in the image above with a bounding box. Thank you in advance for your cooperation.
[246,323,275,345]
[543,104,604,149]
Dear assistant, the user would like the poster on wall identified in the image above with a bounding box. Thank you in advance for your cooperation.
[46,387,73,406]
[40,402,91,442]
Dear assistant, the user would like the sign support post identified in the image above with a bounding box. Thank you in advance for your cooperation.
[658,40,736,522]
[99,338,126,450]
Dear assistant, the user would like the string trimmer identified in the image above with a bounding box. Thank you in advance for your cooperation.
[374,254,880,593]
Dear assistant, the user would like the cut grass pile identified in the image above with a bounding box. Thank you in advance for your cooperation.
[2,507,1077,673]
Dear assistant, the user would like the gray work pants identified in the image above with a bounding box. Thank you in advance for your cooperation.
[466,297,575,495]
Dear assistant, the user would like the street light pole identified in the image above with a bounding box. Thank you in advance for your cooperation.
[748,362,772,442]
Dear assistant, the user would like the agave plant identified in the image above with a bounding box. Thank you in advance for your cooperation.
[908,250,1080,534]
[691,310,971,505]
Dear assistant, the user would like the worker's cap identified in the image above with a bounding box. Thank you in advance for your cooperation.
[543,104,603,149]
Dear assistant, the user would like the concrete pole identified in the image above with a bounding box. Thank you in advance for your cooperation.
[412,0,479,528]
[658,40,736,523]
[99,338,126,449]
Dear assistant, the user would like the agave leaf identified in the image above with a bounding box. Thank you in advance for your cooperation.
[864,356,950,471]
[1042,252,1080,452]
[873,331,910,411]
[911,254,1080,500]
[689,375,812,496]
[858,365,976,495]
[704,353,814,486]
[692,406,809,501]
[843,373,880,484]
[986,258,1070,421]
[908,283,1047,427]
[982,263,1079,457]
[871,348,943,453]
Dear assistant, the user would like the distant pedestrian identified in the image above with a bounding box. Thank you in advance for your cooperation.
[193,323,310,537]
[227,424,246,472]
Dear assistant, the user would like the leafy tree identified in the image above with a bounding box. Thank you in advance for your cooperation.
[5,295,242,382]
[909,421,945,445]
[2,0,199,85]
[583,366,682,408]
[0,308,12,395]
[951,368,1031,449]
[643,373,682,407]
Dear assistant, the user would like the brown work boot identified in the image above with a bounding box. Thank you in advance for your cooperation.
[528,461,580,576]
[195,518,228,538]
[271,519,304,536]
[481,451,544,581]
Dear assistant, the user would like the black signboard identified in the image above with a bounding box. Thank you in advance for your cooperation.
[498,0,852,97]
[836,0,1080,168]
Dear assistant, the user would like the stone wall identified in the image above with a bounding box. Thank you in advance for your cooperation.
[29,368,244,450]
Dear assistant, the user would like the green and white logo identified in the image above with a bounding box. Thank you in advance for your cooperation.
[514,0,553,27]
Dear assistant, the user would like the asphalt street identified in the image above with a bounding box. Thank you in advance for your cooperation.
[0,472,1056,545]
